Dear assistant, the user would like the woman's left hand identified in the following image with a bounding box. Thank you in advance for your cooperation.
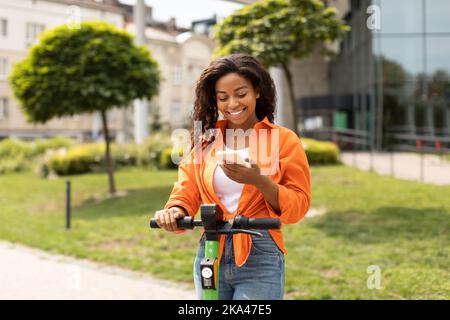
[220,158,264,186]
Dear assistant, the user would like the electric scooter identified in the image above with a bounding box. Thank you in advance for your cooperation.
[150,204,280,300]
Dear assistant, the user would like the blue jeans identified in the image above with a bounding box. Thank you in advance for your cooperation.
[193,230,285,300]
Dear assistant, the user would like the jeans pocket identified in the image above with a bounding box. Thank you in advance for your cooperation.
[251,232,282,256]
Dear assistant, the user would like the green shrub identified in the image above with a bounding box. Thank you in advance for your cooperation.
[1,135,174,176]
[42,133,178,176]
[0,137,76,160]
[45,142,143,176]
[32,137,75,156]
[301,138,340,165]
[47,144,103,175]
[140,132,172,166]
[159,147,183,169]
[0,138,34,159]
[0,154,29,174]
[114,143,140,167]
[0,137,77,175]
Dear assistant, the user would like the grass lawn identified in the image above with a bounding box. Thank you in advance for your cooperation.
[0,166,449,299]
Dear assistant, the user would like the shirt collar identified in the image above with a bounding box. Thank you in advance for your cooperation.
[215,116,276,130]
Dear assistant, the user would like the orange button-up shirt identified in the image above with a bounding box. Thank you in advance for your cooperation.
[164,116,311,267]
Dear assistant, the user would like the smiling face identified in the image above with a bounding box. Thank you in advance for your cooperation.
[215,73,260,130]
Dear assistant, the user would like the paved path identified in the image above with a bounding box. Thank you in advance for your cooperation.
[341,152,450,185]
[0,241,196,300]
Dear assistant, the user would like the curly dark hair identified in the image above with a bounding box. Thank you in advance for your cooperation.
[191,53,276,143]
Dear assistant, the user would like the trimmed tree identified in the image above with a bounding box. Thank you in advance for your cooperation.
[9,21,160,195]
[214,0,349,133]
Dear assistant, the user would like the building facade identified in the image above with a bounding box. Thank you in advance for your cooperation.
[0,0,215,141]
[123,23,215,137]
[234,0,449,152]
[301,0,450,151]
[0,0,125,140]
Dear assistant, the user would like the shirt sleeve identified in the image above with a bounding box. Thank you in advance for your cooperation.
[164,149,202,219]
[265,130,311,224]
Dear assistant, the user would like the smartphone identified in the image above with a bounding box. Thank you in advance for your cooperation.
[216,149,248,166]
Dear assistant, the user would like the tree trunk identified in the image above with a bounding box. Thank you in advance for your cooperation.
[281,63,299,135]
[100,109,116,195]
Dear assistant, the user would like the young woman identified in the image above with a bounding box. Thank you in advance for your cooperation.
[154,53,311,300]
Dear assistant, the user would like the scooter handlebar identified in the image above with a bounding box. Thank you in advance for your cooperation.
[149,216,197,229]
[149,215,280,231]
[232,216,280,230]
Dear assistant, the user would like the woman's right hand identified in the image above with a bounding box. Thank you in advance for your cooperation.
[153,206,188,232]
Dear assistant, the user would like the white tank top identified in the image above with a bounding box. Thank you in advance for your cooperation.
[213,146,249,214]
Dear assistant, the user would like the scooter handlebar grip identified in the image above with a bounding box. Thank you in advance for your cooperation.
[149,219,160,228]
[233,215,280,230]
[149,217,194,229]
[247,218,281,230]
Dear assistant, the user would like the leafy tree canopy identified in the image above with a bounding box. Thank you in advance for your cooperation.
[9,21,160,123]
[214,0,349,66]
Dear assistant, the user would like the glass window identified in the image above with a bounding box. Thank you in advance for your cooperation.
[383,81,424,133]
[187,64,199,85]
[0,97,8,120]
[170,101,181,115]
[0,57,9,78]
[26,22,45,47]
[427,70,450,100]
[426,37,450,133]
[0,18,7,37]
[171,65,182,85]
[414,102,427,132]
[304,116,324,131]
[426,0,450,33]
[333,112,348,129]
[379,37,424,82]
[380,0,423,34]
[427,37,450,76]
[433,98,448,133]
